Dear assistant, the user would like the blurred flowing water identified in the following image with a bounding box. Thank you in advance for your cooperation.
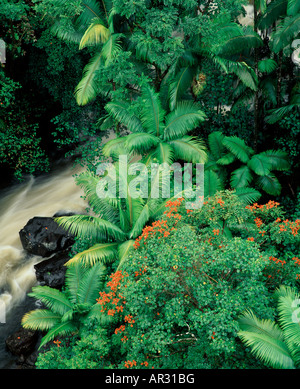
[0,163,86,368]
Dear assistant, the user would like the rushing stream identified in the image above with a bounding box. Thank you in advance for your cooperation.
[0,162,87,368]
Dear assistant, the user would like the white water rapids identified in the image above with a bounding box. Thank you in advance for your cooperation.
[0,163,87,364]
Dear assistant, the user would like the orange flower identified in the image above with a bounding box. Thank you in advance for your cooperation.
[213,229,219,236]
[247,237,254,241]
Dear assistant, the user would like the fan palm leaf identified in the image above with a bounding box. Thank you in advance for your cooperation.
[76,262,106,304]
[247,154,272,176]
[256,173,282,195]
[234,187,262,204]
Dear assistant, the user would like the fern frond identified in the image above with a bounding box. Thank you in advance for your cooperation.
[256,173,282,195]
[38,321,78,349]
[230,165,253,188]
[77,262,107,304]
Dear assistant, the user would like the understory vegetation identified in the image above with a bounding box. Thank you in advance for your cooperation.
[1,0,300,369]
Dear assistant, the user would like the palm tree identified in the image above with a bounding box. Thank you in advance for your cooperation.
[238,285,300,369]
[101,85,207,165]
[204,131,290,200]
[54,164,184,268]
[22,262,106,349]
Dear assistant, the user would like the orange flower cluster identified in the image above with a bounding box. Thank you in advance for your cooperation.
[96,270,127,316]
[254,217,263,228]
[277,219,300,236]
[246,200,280,211]
[124,360,137,368]
[269,256,286,266]
[125,314,135,327]
[293,257,300,265]
[114,325,126,335]
[247,237,255,241]
[213,229,219,236]
[164,197,184,218]
[135,267,147,277]
[134,219,172,249]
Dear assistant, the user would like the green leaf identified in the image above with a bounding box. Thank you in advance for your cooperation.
[208,131,225,160]
[28,286,73,316]
[258,59,278,74]
[258,150,290,171]
[230,165,253,188]
[77,262,106,304]
[124,133,160,154]
[39,321,78,349]
[271,14,300,53]
[168,136,207,164]
[234,187,262,204]
[223,136,254,163]
[258,0,288,30]
[22,309,61,331]
[204,170,223,197]
[247,155,272,176]
[75,51,103,106]
[164,101,206,141]
[105,101,144,133]
[256,173,282,195]
[79,18,110,49]
[66,242,119,266]
[168,66,198,111]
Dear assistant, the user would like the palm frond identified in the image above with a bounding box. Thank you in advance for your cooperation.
[77,262,106,304]
[168,66,198,111]
[140,86,165,137]
[151,142,175,165]
[234,187,262,204]
[104,101,144,133]
[117,239,135,268]
[164,101,206,141]
[75,51,103,106]
[216,26,263,56]
[39,321,78,349]
[256,173,282,195]
[55,214,127,242]
[124,132,160,154]
[66,242,119,266]
[271,14,300,53]
[208,131,225,160]
[22,309,61,331]
[204,170,223,197]
[65,263,88,304]
[168,136,207,164]
[287,0,300,15]
[79,18,110,49]
[102,33,123,65]
[258,59,278,74]
[28,286,73,316]
[257,150,290,171]
[258,0,288,30]
[230,165,253,188]
[223,136,254,163]
[247,155,272,176]
[238,309,295,369]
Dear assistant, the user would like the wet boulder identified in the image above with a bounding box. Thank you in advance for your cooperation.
[19,216,75,257]
[34,250,71,289]
[5,328,38,358]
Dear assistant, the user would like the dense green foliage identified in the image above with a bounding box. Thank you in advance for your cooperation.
[1,0,299,370]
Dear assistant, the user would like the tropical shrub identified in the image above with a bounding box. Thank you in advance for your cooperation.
[34,191,300,369]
